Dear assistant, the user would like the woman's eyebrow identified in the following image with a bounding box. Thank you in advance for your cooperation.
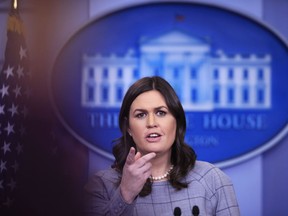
[132,108,147,113]
[132,106,168,113]
[155,106,168,110]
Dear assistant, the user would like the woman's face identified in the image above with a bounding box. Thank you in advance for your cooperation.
[128,90,177,156]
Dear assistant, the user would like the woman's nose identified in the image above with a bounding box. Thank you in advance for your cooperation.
[147,114,157,128]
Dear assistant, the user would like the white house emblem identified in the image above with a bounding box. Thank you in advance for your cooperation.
[51,2,288,167]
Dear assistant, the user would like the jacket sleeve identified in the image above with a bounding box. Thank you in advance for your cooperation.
[210,166,241,216]
[84,171,136,216]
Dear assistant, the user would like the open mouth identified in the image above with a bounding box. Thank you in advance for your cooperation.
[147,133,161,138]
[146,133,162,142]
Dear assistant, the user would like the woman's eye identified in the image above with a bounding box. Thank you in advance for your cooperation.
[135,113,146,118]
[156,110,166,116]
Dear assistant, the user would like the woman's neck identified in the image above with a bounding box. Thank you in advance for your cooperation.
[150,151,172,179]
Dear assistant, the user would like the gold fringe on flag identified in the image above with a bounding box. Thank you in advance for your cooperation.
[7,15,24,35]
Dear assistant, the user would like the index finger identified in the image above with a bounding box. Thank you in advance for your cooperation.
[125,147,136,165]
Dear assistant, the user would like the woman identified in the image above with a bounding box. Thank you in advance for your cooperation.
[84,76,240,215]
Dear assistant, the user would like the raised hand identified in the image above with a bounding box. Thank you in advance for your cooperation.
[120,147,156,203]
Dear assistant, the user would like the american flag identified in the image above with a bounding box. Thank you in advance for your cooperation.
[0,3,30,212]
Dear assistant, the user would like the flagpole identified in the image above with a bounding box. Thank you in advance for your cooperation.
[13,0,17,10]
[11,0,18,14]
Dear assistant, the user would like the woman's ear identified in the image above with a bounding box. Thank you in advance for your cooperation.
[125,117,132,136]
[127,128,132,136]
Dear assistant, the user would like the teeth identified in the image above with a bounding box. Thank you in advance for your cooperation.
[148,133,159,138]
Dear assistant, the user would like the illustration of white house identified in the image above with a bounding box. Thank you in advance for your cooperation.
[81,30,271,111]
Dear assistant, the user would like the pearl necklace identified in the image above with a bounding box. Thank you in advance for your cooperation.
[149,165,174,181]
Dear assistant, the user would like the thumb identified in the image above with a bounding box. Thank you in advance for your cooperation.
[125,147,136,165]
